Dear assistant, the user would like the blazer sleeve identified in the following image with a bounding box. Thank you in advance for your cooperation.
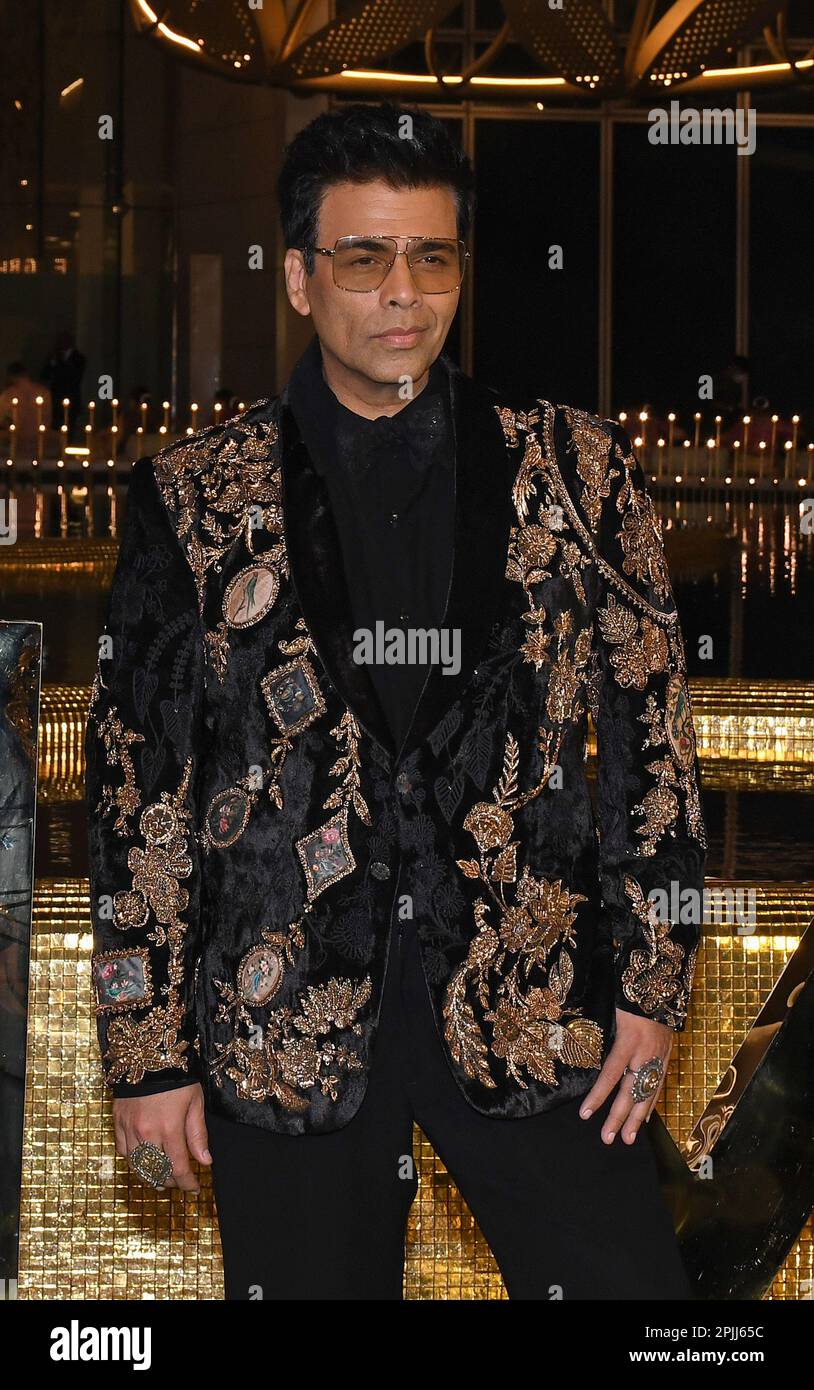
[587,420,707,1031]
[85,454,206,1097]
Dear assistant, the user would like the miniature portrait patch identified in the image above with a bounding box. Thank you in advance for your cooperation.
[202,786,253,850]
[93,948,152,1012]
[237,944,284,1007]
[295,810,355,901]
[223,563,279,629]
[665,673,696,771]
[261,657,326,737]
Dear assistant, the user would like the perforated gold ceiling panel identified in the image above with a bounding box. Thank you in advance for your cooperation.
[634,0,784,83]
[151,0,264,73]
[127,0,814,99]
[278,0,457,81]
[501,0,621,87]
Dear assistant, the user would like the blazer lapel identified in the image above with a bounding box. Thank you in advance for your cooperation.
[398,356,514,758]
[277,389,396,756]
[275,354,513,764]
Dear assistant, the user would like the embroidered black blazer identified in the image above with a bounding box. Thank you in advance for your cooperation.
[85,355,707,1133]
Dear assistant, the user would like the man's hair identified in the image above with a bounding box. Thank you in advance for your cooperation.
[277,101,475,273]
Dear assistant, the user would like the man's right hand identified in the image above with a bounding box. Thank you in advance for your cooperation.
[113,1084,211,1193]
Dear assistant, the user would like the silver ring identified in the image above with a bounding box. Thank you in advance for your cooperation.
[623,1056,663,1104]
[128,1139,173,1189]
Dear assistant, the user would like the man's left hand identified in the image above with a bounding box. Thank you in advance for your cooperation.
[578,1009,673,1145]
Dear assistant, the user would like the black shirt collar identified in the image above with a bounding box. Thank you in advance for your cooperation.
[286,334,452,480]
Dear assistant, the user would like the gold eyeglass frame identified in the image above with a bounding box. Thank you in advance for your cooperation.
[310,235,470,294]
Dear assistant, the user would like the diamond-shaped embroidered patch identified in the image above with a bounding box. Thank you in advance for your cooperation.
[295,808,355,901]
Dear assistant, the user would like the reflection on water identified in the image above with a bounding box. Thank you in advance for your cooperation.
[658,490,814,883]
[656,491,814,681]
[703,789,814,882]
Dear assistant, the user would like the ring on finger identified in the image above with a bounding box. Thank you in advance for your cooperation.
[622,1056,663,1105]
[128,1139,174,1189]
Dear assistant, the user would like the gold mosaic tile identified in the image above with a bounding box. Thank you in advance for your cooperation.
[17,880,813,1300]
[0,539,118,590]
[37,679,814,803]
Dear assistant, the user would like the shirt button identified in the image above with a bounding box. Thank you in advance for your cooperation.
[399,610,409,623]
[395,771,412,795]
[389,512,399,526]
[370,860,391,881]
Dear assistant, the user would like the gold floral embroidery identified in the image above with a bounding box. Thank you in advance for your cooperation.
[517,605,552,670]
[501,412,561,668]
[617,490,672,602]
[322,709,371,827]
[497,404,542,483]
[500,408,596,701]
[204,621,230,683]
[633,756,680,855]
[545,614,592,724]
[597,595,669,690]
[613,438,673,615]
[639,692,667,749]
[152,410,288,680]
[683,770,706,848]
[503,413,568,581]
[90,687,145,836]
[563,407,619,533]
[211,962,371,1109]
[100,758,198,1084]
[558,538,588,604]
[444,731,603,1089]
[153,414,282,601]
[116,798,193,940]
[540,401,679,627]
[619,875,696,1027]
[102,1005,191,1085]
[638,694,707,851]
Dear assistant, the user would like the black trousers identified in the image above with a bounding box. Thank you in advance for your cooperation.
[205,920,694,1301]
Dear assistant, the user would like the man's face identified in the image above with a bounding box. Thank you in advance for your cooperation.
[284,179,462,385]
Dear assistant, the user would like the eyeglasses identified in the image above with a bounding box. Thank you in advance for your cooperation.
[310,235,469,294]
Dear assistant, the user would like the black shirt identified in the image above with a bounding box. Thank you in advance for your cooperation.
[286,335,455,751]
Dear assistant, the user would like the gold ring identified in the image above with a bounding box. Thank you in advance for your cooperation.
[128,1139,173,1188]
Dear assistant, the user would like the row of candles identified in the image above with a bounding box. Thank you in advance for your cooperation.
[2,397,812,481]
[1,396,248,466]
[621,410,812,482]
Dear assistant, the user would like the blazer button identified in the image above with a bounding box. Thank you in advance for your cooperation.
[370,860,391,881]
[395,771,412,795]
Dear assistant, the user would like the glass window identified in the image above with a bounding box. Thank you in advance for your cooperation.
[611,119,737,416]
[473,118,600,407]
[748,124,814,414]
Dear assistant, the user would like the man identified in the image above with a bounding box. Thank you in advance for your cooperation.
[39,330,85,439]
[85,102,706,1300]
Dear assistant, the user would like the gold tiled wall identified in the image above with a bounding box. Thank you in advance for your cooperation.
[18,880,813,1300]
[35,679,814,807]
